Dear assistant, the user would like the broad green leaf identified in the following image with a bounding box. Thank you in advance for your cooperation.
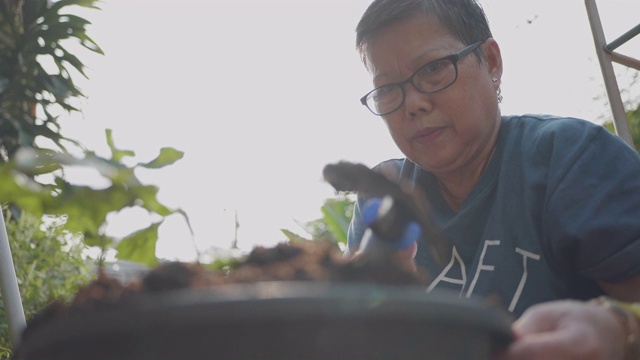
[13,148,62,176]
[321,207,348,245]
[49,180,139,234]
[115,223,161,267]
[134,185,173,216]
[320,199,352,245]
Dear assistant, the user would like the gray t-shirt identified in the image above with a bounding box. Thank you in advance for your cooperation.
[347,115,640,317]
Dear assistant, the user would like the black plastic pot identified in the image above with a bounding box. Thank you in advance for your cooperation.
[15,282,514,360]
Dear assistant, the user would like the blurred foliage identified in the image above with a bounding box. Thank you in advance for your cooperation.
[205,256,244,273]
[0,0,103,160]
[0,131,187,267]
[282,193,355,249]
[603,103,640,152]
[0,209,93,358]
[0,0,190,267]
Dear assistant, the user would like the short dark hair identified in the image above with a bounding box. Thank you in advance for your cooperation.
[356,0,493,69]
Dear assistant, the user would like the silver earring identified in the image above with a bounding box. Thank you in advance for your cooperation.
[492,77,502,102]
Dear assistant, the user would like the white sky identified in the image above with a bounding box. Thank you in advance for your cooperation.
[61,0,639,261]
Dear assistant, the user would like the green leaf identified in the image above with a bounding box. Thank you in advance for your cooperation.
[48,0,101,16]
[115,222,161,267]
[134,185,173,216]
[37,22,76,43]
[320,199,352,245]
[53,45,88,78]
[82,232,111,248]
[13,147,62,176]
[0,166,49,216]
[280,229,310,243]
[57,14,91,27]
[0,0,191,277]
[45,73,75,99]
[141,147,184,169]
[78,34,104,55]
[22,0,50,25]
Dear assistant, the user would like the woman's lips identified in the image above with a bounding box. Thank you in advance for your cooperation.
[412,127,445,144]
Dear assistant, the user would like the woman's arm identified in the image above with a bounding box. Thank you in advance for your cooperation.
[498,276,640,360]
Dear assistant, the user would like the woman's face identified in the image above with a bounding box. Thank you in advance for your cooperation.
[365,13,503,176]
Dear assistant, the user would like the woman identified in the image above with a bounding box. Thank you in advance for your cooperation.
[347,0,640,358]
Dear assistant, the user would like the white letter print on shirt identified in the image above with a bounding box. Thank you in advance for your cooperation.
[426,240,500,296]
[508,247,541,312]
[425,241,542,311]
[426,246,466,295]
[466,240,501,298]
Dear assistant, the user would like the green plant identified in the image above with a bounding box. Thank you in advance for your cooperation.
[282,193,355,249]
[0,130,187,267]
[0,0,103,160]
[0,209,93,358]
[0,0,190,267]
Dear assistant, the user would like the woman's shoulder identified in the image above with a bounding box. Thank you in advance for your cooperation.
[503,114,602,134]
[501,114,606,148]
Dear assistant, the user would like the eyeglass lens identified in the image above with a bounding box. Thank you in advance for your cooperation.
[368,59,457,115]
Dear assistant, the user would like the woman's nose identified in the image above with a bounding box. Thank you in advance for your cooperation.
[402,83,433,118]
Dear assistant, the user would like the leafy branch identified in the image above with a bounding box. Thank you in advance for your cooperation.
[0,129,190,267]
[0,0,191,267]
[0,0,104,160]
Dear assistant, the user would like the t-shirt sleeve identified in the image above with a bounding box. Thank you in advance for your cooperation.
[544,126,640,283]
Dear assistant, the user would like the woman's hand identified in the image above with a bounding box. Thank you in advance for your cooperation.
[497,300,630,359]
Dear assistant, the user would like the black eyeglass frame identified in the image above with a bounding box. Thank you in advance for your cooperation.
[360,40,485,116]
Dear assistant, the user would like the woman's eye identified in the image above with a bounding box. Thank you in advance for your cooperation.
[422,59,447,74]
[377,84,396,95]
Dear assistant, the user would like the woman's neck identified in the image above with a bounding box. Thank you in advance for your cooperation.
[436,142,497,211]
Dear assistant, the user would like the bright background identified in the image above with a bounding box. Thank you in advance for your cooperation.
[62,0,639,261]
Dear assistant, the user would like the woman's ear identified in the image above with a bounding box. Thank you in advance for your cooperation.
[483,38,503,81]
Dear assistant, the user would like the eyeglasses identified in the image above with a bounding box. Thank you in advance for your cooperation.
[360,41,484,116]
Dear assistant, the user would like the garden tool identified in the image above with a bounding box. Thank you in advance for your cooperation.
[323,160,450,265]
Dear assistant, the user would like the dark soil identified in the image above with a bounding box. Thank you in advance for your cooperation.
[18,240,429,346]
[13,241,518,360]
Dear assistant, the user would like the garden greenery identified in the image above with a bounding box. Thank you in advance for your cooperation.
[0,0,190,267]
[0,209,92,358]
